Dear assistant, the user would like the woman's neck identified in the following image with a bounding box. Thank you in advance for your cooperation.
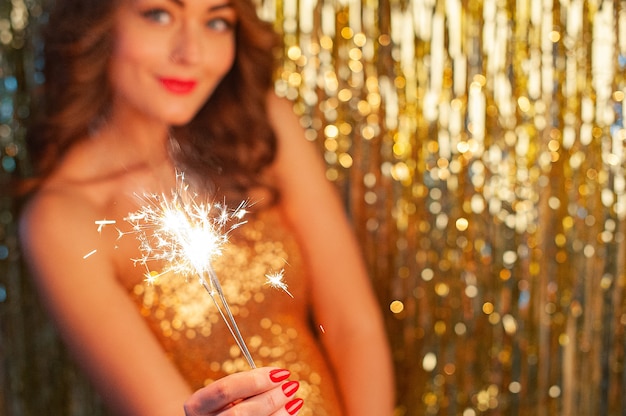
[52,110,176,189]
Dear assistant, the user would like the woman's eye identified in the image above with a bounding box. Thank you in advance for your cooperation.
[206,17,235,32]
[142,9,172,24]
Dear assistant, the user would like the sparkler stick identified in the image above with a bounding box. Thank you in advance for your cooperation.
[201,264,256,368]
[125,173,257,368]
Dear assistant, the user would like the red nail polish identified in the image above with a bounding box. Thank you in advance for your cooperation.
[282,380,299,397]
[286,398,304,415]
[269,369,290,383]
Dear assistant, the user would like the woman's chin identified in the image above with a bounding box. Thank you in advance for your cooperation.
[168,113,198,127]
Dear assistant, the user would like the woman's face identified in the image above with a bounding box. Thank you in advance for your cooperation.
[109,0,238,126]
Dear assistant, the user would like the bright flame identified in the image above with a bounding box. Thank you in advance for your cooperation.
[125,181,248,282]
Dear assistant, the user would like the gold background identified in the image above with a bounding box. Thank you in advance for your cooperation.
[1,0,625,414]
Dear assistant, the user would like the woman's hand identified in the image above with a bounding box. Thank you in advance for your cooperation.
[184,368,304,416]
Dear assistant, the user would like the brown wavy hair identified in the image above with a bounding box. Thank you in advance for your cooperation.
[26,0,281,201]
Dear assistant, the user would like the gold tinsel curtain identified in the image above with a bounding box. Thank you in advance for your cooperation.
[1,0,625,415]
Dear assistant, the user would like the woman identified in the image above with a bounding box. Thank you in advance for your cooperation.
[18,0,394,415]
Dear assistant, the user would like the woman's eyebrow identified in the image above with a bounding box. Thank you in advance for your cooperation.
[166,0,234,11]
[209,3,234,12]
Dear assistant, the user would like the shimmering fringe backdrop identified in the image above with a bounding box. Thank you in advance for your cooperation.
[1,0,625,415]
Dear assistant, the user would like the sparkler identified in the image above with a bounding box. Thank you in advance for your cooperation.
[265,269,293,298]
[124,173,257,368]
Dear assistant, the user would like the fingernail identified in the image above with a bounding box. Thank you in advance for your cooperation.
[269,368,290,383]
[282,380,299,397]
[285,398,304,415]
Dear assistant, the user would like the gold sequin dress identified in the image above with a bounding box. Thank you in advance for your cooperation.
[130,208,344,415]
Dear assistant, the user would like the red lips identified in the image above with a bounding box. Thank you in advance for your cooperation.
[159,78,198,94]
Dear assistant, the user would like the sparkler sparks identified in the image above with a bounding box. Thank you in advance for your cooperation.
[265,269,293,298]
[83,249,97,259]
[124,173,256,368]
[95,219,116,233]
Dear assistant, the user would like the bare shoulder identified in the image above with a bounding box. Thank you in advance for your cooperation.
[21,184,98,233]
[19,184,110,271]
[265,91,294,117]
[262,91,341,218]
[265,92,304,148]
[264,92,322,172]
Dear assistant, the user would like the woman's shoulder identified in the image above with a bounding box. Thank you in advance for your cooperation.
[265,91,292,113]
[264,91,302,134]
[264,92,311,155]
[19,180,102,246]
[20,152,160,229]
[262,92,331,205]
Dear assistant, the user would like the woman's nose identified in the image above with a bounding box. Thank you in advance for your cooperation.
[170,22,202,65]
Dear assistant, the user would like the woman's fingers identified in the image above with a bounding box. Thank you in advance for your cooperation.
[270,398,305,416]
[220,380,303,416]
[184,367,303,416]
